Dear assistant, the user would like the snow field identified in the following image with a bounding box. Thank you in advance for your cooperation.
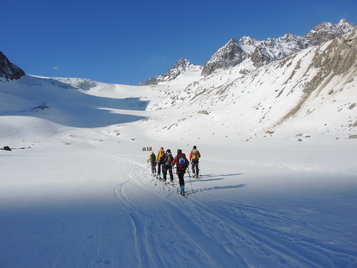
[0,67,356,267]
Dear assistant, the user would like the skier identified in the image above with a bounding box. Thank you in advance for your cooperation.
[162,149,174,182]
[147,152,157,176]
[189,145,201,178]
[156,147,165,178]
[172,149,189,195]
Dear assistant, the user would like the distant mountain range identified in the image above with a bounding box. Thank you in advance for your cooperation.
[142,19,356,85]
[1,19,356,85]
[138,19,357,140]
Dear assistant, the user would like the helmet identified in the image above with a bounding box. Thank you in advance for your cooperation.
[193,145,197,149]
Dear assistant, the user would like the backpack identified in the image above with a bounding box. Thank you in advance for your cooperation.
[176,154,188,171]
[191,149,200,160]
[165,154,173,166]
[150,153,156,163]
[158,150,165,163]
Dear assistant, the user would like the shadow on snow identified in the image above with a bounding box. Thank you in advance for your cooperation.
[0,76,148,128]
[188,184,247,195]
[188,173,246,195]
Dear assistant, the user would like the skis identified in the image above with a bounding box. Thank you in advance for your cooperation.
[177,187,188,197]
[155,174,175,191]
[157,176,187,197]
[152,173,188,198]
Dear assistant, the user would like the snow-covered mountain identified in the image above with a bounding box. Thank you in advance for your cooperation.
[143,19,356,81]
[2,20,355,142]
[1,19,356,142]
[141,29,357,142]
[203,18,356,76]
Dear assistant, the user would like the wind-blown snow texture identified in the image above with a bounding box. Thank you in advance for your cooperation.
[0,27,357,267]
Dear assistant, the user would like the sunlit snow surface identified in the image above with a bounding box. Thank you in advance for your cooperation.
[0,73,356,267]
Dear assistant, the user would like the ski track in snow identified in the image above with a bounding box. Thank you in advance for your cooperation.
[108,156,357,268]
[0,146,356,267]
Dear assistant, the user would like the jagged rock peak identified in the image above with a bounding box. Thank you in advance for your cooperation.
[336,18,357,32]
[0,51,25,80]
[304,19,357,46]
[172,58,193,70]
[310,18,356,34]
[201,39,250,77]
[250,33,308,67]
[239,36,258,46]
[140,58,198,85]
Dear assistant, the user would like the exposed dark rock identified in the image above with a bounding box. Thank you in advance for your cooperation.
[201,39,249,77]
[0,51,25,80]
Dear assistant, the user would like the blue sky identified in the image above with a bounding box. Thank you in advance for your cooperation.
[2,0,356,85]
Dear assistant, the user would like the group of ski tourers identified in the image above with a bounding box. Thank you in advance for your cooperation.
[147,146,201,195]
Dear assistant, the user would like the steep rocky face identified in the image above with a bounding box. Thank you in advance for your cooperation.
[0,51,25,80]
[201,39,250,77]
[251,34,308,67]
[141,58,199,85]
[274,29,357,127]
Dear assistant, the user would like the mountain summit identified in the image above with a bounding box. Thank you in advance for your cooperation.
[141,58,200,85]
[304,18,357,46]
[201,38,252,77]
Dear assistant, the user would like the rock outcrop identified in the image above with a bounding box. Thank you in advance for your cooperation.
[0,51,25,80]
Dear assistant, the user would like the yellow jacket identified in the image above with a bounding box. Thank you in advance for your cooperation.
[157,149,165,162]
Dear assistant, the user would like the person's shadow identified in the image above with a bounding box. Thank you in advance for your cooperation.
[188,173,246,195]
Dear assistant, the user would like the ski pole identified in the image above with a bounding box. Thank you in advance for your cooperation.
[186,167,193,191]
[188,171,193,192]
[198,162,202,178]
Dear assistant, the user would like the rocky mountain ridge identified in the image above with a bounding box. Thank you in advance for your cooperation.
[143,19,356,84]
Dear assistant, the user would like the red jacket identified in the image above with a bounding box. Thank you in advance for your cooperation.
[172,153,189,173]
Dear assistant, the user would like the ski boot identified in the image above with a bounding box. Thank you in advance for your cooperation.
[180,185,185,195]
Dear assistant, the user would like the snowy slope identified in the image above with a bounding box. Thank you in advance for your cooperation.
[0,32,357,267]
[140,30,357,143]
